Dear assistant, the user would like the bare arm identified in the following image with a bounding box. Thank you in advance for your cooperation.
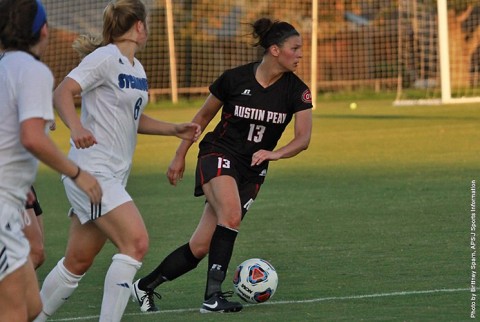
[137,114,201,141]
[54,77,97,149]
[167,94,223,185]
[251,108,312,166]
[21,118,102,204]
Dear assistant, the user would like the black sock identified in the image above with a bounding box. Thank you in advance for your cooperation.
[204,225,238,299]
[139,242,201,291]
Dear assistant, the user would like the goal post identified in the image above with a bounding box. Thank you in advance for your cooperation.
[395,0,480,106]
[437,0,452,104]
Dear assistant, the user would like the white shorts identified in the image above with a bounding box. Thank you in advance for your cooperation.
[63,173,132,224]
[0,202,30,282]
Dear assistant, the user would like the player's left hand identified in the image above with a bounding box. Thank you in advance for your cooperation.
[251,149,280,166]
[175,122,202,142]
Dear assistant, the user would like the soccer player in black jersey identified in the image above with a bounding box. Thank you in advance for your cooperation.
[132,17,313,313]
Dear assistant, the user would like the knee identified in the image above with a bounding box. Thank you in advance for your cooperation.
[64,253,95,275]
[190,242,209,259]
[123,234,149,261]
[133,235,149,260]
[219,209,242,230]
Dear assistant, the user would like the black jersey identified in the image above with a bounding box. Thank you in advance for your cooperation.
[200,62,312,171]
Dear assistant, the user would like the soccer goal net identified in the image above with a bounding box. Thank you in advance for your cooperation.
[33,1,480,105]
[41,0,313,102]
[395,0,480,105]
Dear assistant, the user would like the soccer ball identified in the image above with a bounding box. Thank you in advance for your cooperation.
[233,258,278,304]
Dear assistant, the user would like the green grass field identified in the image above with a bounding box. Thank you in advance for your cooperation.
[34,98,479,321]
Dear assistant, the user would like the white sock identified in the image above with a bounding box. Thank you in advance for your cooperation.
[34,257,84,322]
[99,254,142,322]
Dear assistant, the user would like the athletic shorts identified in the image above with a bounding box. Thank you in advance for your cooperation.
[195,152,264,218]
[0,202,30,282]
[25,186,43,216]
[62,173,132,224]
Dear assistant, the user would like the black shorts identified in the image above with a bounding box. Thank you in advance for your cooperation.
[195,152,265,218]
[25,186,43,216]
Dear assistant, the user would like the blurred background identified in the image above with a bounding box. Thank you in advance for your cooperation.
[41,0,480,104]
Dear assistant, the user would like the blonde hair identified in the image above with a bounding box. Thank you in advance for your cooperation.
[72,0,146,58]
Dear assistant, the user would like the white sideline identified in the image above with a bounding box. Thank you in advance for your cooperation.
[49,287,469,321]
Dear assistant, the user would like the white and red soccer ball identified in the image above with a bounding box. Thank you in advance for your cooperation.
[233,258,278,304]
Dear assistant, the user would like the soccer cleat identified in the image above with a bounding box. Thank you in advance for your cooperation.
[200,291,243,313]
[131,279,161,312]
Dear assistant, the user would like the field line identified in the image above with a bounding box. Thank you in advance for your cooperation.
[50,287,469,321]
[262,287,469,305]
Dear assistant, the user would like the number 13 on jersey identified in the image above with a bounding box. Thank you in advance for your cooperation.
[247,124,266,143]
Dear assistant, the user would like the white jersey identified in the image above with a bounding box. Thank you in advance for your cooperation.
[0,51,54,208]
[67,44,148,184]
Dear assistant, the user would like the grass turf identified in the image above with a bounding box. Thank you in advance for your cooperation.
[34,98,478,321]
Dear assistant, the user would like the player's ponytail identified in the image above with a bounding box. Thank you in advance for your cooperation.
[72,0,146,58]
[72,34,103,59]
[251,18,274,48]
[251,18,299,51]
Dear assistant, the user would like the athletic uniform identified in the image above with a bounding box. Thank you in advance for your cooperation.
[62,44,148,223]
[0,51,54,281]
[195,62,313,216]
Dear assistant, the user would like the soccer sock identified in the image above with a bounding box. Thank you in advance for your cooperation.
[204,225,238,299]
[99,254,141,322]
[33,257,84,322]
[139,242,201,291]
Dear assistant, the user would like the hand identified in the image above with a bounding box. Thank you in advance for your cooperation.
[251,149,280,166]
[71,127,97,149]
[73,169,102,205]
[174,123,202,142]
[166,155,186,186]
[49,121,57,131]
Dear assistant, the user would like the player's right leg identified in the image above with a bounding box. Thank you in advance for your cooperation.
[0,202,42,321]
[0,260,42,321]
[93,200,147,322]
[131,203,216,312]
[34,215,107,322]
[23,208,45,269]
[199,176,243,313]
[24,186,46,269]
